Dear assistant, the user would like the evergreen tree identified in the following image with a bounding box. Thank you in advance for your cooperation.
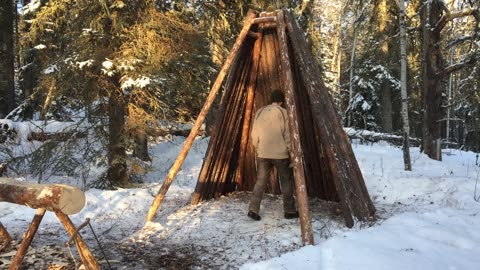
[19,0,213,186]
[0,0,16,117]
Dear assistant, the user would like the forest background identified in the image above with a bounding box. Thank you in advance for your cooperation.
[0,0,479,187]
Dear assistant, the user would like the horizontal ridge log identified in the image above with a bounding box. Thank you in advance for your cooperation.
[0,178,85,215]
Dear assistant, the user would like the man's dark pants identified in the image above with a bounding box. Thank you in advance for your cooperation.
[249,158,296,215]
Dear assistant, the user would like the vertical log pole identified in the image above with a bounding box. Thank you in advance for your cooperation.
[0,222,11,244]
[9,208,46,270]
[146,10,258,221]
[236,28,263,189]
[55,212,101,270]
[276,10,314,245]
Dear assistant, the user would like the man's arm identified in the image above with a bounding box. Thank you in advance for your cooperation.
[250,112,260,149]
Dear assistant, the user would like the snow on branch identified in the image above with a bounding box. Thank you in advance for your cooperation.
[440,54,477,77]
[448,34,478,48]
[433,8,480,33]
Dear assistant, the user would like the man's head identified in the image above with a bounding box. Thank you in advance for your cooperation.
[270,89,285,104]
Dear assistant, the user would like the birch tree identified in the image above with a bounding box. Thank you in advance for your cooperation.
[399,0,412,170]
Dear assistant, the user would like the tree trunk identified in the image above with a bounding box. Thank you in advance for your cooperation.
[347,27,358,127]
[40,84,55,120]
[421,0,443,160]
[0,178,86,214]
[399,0,412,171]
[0,0,16,117]
[133,131,151,162]
[107,88,129,186]
[380,83,393,133]
[371,0,395,133]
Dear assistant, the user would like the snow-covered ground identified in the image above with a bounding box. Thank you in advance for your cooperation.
[1,136,480,269]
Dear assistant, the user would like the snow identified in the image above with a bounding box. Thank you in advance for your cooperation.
[77,60,94,70]
[43,65,57,74]
[101,60,116,77]
[121,76,151,90]
[1,132,480,269]
[33,44,47,50]
[22,0,42,15]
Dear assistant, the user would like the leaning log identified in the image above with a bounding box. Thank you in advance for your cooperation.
[284,10,375,227]
[276,10,314,245]
[56,212,101,270]
[0,178,85,215]
[9,208,46,270]
[146,10,258,221]
[0,222,11,245]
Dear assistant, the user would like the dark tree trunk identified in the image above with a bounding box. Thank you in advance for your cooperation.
[107,87,129,187]
[421,0,446,160]
[0,0,16,117]
[133,131,151,162]
[380,83,393,133]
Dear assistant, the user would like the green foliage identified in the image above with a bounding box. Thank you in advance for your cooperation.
[15,0,215,186]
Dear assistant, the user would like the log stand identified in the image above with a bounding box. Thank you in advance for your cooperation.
[0,178,100,270]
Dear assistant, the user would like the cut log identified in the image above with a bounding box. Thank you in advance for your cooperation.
[284,10,375,227]
[0,222,11,245]
[236,27,263,190]
[28,131,86,142]
[55,212,101,270]
[146,10,258,221]
[252,16,276,24]
[0,178,85,215]
[276,10,314,245]
[9,208,46,270]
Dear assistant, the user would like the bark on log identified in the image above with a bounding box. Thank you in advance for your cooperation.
[9,208,46,270]
[0,178,85,215]
[146,10,258,221]
[55,212,101,270]
[28,131,86,142]
[236,27,263,190]
[252,16,276,24]
[276,10,314,245]
[191,42,253,203]
[284,10,375,227]
[0,222,11,244]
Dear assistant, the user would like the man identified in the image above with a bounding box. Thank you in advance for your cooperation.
[248,89,299,221]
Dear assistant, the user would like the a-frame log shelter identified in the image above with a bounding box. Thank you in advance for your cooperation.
[146,9,375,245]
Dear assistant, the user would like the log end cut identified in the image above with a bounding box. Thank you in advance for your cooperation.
[53,184,86,215]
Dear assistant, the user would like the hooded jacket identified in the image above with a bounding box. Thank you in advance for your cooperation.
[250,103,291,159]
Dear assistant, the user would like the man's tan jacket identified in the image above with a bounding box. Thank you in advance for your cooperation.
[250,103,291,159]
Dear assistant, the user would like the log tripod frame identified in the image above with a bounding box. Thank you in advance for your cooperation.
[2,209,101,270]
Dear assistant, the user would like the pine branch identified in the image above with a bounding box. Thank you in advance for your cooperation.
[433,8,479,33]
[438,54,477,77]
[448,34,478,48]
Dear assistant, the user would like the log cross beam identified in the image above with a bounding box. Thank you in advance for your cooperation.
[252,16,276,24]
